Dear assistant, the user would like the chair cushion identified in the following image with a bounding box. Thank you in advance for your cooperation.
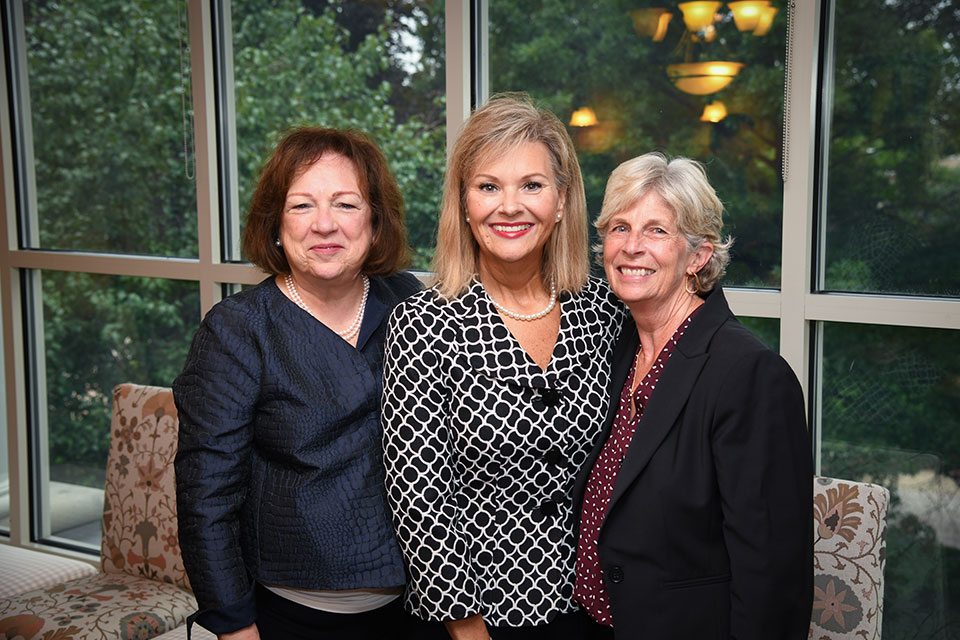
[102,384,190,591]
[0,545,97,598]
[811,476,889,639]
[0,572,196,640]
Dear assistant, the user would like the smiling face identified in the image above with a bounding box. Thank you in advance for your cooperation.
[603,190,712,310]
[279,153,373,287]
[465,141,566,273]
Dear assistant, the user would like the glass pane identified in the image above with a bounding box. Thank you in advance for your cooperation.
[489,1,786,287]
[229,0,446,270]
[38,273,199,547]
[23,1,198,257]
[821,1,960,296]
[820,322,960,638]
[738,316,779,351]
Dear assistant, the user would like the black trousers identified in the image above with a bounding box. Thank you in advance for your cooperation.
[407,608,614,640]
[255,582,418,640]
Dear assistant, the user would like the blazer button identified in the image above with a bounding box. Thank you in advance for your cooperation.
[541,389,561,406]
[607,565,624,584]
[543,447,564,466]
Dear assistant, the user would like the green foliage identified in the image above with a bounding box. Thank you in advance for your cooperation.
[25,0,446,474]
[25,0,198,257]
[41,273,198,477]
[821,324,960,473]
[488,0,788,288]
[824,0,960,296]
[230,0,445,266]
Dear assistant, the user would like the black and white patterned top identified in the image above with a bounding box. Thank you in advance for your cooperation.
[382,276,625,627]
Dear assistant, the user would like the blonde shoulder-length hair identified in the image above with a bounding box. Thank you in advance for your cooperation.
[431,92,588,299]
[594,152,733,292]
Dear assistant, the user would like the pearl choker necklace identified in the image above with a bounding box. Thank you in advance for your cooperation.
[484,280,557,321]
[284,274,369,340]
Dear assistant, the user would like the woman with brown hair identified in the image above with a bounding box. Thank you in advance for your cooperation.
[175,127,421,640]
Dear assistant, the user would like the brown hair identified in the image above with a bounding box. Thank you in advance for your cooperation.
[432,92,588,298]
[243,126,411,276]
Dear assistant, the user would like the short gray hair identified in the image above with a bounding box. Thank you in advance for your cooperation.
[594,152,733,292]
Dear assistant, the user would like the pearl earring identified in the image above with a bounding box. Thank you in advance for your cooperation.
[275,238,282,247]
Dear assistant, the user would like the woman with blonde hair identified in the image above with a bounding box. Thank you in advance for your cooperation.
[382,93,624,639]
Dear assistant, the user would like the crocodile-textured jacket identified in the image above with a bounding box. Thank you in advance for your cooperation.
[174,273,421,634]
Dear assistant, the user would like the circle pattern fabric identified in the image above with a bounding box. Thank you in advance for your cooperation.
[382,277,624,626]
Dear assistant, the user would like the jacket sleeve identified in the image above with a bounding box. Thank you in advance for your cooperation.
[381,299,482,622]
[711,348,814,640]
[173,302,261,633]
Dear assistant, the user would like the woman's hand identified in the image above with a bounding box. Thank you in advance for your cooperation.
[218,622,260,640]
[444,614,491,640]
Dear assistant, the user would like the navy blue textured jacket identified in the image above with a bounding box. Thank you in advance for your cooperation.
[174,273,421,634]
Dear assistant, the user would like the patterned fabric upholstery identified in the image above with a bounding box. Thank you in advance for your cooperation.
[0,545,97,598]
[0,384,196,640]
[0,573,196,640]
[811,476,890,640]
[101,384,190,589]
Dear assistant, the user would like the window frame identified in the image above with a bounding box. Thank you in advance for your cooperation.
[0,0,955,553]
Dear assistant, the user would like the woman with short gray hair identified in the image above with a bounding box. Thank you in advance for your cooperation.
[573,152,812,640]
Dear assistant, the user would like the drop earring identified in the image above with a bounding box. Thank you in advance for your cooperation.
[275,238,282,247]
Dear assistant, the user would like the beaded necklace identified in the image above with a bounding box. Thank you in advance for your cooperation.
[483,280,557,321]
[284,273,369,340]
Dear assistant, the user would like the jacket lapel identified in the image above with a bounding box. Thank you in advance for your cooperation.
[572,313,637,514]
[604,287,734,518]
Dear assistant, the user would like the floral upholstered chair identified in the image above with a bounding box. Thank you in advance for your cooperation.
[810,476,890,640]
[0,384,199,640]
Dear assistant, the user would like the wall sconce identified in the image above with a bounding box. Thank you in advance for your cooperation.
[569,107,599,127]
[728,1,768,32]
[629,8,673,42]
[677,2,721,32]
[700,101,728,122]
[666,61,743,95]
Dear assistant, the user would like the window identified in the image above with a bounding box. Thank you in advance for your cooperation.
[814,1,960,634]
[489,0,787,286]
[22,0,198,257]
[820,0,959,298]
[1,1,958,636]
[225,0,446,268]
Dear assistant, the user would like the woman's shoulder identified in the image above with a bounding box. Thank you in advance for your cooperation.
[375,270,424,301]
[710,316,798,384]
[392,281,462,315]
[570,275,625,316]
[202,277,277,326]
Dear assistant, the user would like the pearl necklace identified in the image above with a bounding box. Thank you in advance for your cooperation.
[284,274,369,340]
[484,280,557,321]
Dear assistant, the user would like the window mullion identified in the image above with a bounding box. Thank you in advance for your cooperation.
[779,0,822,400]
[188,0,222,316]
[445,0,473,155]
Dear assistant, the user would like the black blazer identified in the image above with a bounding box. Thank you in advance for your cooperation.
[573,286,813,640]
